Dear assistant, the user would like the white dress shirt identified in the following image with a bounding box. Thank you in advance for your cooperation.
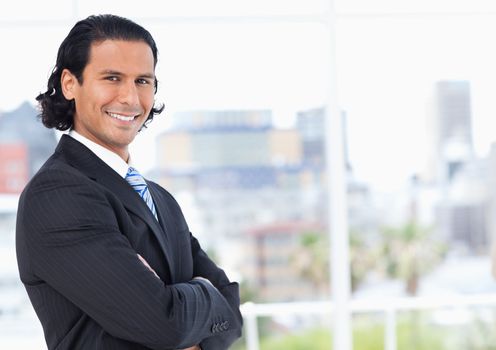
[68,130,133,178]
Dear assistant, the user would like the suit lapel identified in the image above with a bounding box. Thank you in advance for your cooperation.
[146,183,177,280]
[56,135,174,281]
[97,175,176,282]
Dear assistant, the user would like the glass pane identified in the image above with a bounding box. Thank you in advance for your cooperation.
[133,21,329,193]
[335,0,496,14]
[395,308,496,349]
[1,9,330,348]
[4,2,496,349]
[340,14,496,299]
[136,21,330,304]
[0,0,72,21]
[78,0,329,18]
[0,26,71,111]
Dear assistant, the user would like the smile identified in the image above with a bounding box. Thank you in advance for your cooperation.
[107,112,139,122]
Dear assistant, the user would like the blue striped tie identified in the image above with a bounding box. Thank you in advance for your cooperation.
[125,167,158,220]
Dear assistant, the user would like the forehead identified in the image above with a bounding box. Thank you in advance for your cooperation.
[86,39,155,74]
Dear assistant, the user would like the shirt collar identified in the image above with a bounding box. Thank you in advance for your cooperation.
[68,130,131,178]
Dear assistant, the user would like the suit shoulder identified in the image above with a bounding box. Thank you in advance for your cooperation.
[20,157,91,200]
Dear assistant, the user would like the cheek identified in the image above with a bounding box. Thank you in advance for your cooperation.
[90,85,117,107]
[100,93,119,108]
[140,91,155,110]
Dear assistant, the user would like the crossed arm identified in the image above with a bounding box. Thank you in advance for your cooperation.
[138,254,201,350]
[17,170,242,349]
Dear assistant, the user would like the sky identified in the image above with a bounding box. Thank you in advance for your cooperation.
[1,1,495,190]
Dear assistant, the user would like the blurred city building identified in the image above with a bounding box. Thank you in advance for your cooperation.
[424,80,491,254]
[0,143,28,194]
[150,89,495,300]
[0,102,57,194]
[434,80,474,183]
[244,221,326,301]
[151,107,374,301]
[437,157,490,254]
[0,102,57,347]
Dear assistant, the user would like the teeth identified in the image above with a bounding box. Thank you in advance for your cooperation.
[108,112,136,121]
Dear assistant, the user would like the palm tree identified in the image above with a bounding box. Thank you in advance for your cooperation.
[291,230,378,295]
[349,229,380,293]
[379,221,446,295]
[290,231,330,298]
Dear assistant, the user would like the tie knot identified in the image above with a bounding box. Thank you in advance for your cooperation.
[126,166,140,177]
[126,167,145,183]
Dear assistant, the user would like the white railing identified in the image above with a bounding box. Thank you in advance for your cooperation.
[240,293,496,350]
[3,292,496,349]
[0,194,19,213]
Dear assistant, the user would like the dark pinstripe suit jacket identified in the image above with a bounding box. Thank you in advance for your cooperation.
[16,135,242,350]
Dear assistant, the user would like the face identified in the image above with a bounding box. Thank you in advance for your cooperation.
[61,39,156,161]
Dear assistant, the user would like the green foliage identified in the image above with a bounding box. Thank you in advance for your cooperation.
[205,247,219,264]
[379,221,447,295]
[444,307,496,350]
[301,232,321,247]
[259,328,331,350]
[349,230,379,292]
[232,312,477,350]
[291,229,381,294]
[290,231,330,297]
[353,316,384,350]
[239,280,258,304]
[233,308,496,350]
[396,312,445,350]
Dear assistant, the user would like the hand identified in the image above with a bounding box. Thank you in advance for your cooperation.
[137,254,160,279]
[180,346,201,350]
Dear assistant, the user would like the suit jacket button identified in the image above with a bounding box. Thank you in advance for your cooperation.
[211,323,219,333]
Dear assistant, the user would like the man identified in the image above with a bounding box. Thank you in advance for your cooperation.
[16,14,242,350]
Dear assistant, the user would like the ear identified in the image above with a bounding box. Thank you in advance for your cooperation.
[60,69,78,100]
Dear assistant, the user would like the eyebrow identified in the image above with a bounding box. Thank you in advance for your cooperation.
[99,69,155,79]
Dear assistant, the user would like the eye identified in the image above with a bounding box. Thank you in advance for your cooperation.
[104,76,119,82]
[136,78,152,85]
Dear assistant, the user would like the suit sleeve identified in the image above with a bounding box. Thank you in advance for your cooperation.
[159,188,244,349]
[17,169,240,350]
[190,234,243,350]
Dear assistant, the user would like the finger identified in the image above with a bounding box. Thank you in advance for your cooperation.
[137,254,160,278]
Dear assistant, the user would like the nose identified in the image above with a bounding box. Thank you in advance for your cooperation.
[118,80,139,106]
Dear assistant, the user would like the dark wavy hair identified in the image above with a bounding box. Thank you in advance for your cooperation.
[36,14,164,130]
